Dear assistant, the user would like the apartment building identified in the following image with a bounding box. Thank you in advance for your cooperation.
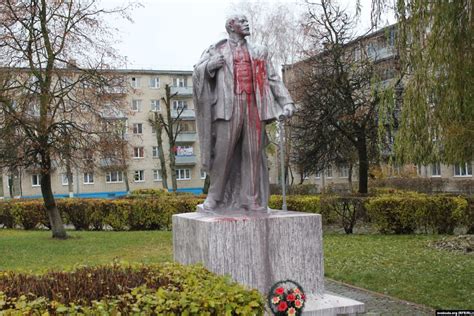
[1,69,206,198]
[282,25,473,193]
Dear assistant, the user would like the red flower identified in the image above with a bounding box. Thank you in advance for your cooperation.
[275,287,285,295]
[295,299,303,308]
[287,293,296,302]
[301,294,306,301]
[278,301,288,312]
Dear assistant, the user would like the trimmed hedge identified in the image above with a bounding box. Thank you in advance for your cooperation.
[0,192,471,234]
[0,195,203,231]
[365,192,468,234]
[0,263,264,315]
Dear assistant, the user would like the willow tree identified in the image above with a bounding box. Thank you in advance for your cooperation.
[0,0,134,238]
[372,0,474,165]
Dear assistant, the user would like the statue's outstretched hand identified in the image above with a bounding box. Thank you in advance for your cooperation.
[207,54,225,72]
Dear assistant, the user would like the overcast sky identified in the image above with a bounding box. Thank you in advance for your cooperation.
[102,0,395,71]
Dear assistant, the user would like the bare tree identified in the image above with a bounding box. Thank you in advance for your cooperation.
[230,1,308,72]
[288,0,385,194]
[151,84,187,192]
[148,111,169,190]
[0,0,135,238]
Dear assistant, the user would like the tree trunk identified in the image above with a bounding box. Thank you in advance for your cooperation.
[65,158,74,198]
[154,113,168,190]
[169,143,178,192]
[123,170,130,194]
[203,174,210,194]
[40,160,67,239]
[348,163,353,192]
[356,133,368,194]
[164,85,178,192]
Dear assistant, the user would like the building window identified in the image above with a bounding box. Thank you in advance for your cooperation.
[152,146,160,158]
[130,76,140,88]
[454,163,472,177]
[176,168,191,180]
[131,99,142,112]
[151,100,160,112]
[134,170,145,182]
[315,171,321,179]
[339,165,349,178]
[179,121,196,132]
[61,173,73,186]
[326,167,333,178]
[176,145,193,156]
[149,77,160,88]
[431,162,441,177]
[151,125,156,134]
[153,169,162,181]
[83,172,94,184]
[173,100,188,110]
[106,171,123,183]
[200,169,207,179]
[133,147,145,159]
[173,77,186,87]
[32,174,41,187]
[132,123,143,134]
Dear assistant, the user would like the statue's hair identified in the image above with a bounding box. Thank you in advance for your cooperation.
[225,14,247,34]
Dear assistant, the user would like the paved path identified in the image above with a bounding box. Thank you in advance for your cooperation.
[325,278,435,315]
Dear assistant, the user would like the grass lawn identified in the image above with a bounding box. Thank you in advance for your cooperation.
[0,230,173,272]
[324,234,473,310]
[0,230,472,310]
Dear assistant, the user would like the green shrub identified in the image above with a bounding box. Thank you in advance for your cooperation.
[0,202,14,228]
[320,195,367,234]
[10,200,49,230]
[365,193,425,234]
[0,263,264,315]
[420,196,467,234]
[465,196,474,234]
[366,193,469,234]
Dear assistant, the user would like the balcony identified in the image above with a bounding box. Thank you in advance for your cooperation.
[176,132,197,142]
[99,158,124,169]
[175,155,197,165]
[171,86,193,96]
[171,109,195,119]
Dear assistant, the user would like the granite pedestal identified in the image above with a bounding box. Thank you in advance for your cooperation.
[173,210,364,315]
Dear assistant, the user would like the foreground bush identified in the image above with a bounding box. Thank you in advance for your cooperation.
[0,263,264,315]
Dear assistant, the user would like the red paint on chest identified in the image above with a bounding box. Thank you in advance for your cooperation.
[253,59,267,92]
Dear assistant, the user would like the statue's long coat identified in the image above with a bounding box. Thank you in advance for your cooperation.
[193,39,293,172]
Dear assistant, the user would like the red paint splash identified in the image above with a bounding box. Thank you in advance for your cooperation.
[253,59,267,92]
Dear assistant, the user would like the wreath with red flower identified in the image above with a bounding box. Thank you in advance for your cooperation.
[267,280,306,315]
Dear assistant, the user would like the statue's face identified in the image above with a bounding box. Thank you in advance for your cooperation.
[230,15,250,37]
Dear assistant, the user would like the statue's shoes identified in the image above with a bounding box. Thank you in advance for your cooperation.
[203,198,217,211]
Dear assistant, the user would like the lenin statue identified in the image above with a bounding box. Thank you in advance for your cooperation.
[193,14,295,214]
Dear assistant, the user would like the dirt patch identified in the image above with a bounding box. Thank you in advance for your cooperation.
[428,235,473,254]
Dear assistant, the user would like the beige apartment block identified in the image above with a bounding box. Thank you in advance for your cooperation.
[279,24,473,194]
[1,69,206,199]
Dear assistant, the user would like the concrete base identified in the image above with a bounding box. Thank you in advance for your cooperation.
[173,211,364,315]
[302,293,365,315]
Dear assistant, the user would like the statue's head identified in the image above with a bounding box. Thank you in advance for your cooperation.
[225,14,250,37]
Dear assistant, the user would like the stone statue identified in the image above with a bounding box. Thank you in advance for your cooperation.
[193,14,295,214]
